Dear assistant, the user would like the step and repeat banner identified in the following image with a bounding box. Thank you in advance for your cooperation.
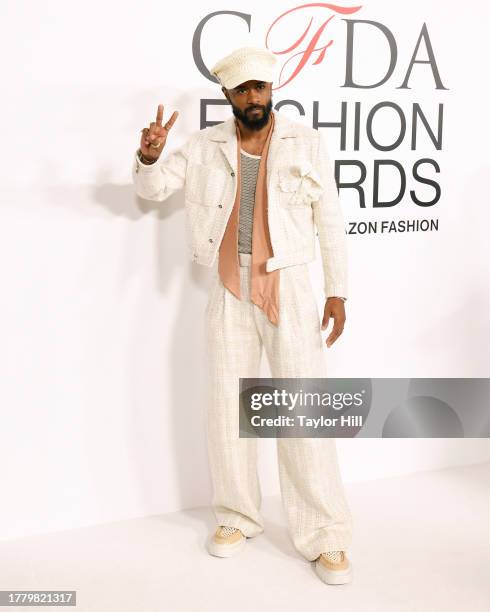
[155,2,489,379]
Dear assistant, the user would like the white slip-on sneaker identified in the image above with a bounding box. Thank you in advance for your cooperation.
[314,550,353,585]
[207,526,246,558]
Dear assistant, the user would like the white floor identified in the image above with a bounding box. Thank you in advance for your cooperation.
[1,462,489,612]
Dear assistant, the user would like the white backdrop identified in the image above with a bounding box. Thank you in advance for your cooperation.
[1,0,489,540]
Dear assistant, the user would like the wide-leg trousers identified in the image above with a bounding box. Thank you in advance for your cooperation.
[203,252,353,561]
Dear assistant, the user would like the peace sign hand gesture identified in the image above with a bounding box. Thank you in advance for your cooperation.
[139,104,179,162]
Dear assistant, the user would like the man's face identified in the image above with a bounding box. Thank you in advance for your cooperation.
[223,80,273,131]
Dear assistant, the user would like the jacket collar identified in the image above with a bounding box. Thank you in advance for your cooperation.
[207,110,297,175]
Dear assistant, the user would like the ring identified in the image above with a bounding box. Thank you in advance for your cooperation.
[149,141,161,149]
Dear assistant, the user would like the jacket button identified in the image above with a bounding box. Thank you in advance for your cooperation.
[209,238,213,243]
[230,171,235,177]
[218,204,222,208]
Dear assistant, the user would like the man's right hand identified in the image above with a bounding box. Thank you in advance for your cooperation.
[139,104,179,162]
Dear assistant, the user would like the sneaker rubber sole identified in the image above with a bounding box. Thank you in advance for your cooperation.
[207,534,246,558]
[314,557,353,585]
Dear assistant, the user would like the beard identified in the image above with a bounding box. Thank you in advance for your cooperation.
[230,98,273,130]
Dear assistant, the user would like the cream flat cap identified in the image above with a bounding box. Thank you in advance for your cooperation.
[210,46,277,89]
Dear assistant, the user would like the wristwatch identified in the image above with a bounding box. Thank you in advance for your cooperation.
[137,148,157,165]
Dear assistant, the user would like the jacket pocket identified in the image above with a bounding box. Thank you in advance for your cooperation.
[185,163,230,207]
[277,163,323,206]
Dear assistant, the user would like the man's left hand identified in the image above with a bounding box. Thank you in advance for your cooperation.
[321,298,346,347]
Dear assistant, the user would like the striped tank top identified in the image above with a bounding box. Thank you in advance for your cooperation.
[238,148,261,254]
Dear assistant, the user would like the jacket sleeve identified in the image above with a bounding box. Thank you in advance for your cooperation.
[311,130,348,301]
[131,135,194,202]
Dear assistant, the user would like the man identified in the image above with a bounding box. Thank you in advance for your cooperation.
[132,46,354,586]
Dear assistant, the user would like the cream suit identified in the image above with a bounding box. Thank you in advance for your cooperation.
[132,110,353,561]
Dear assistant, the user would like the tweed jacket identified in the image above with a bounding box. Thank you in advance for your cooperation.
[132,110,348,299]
